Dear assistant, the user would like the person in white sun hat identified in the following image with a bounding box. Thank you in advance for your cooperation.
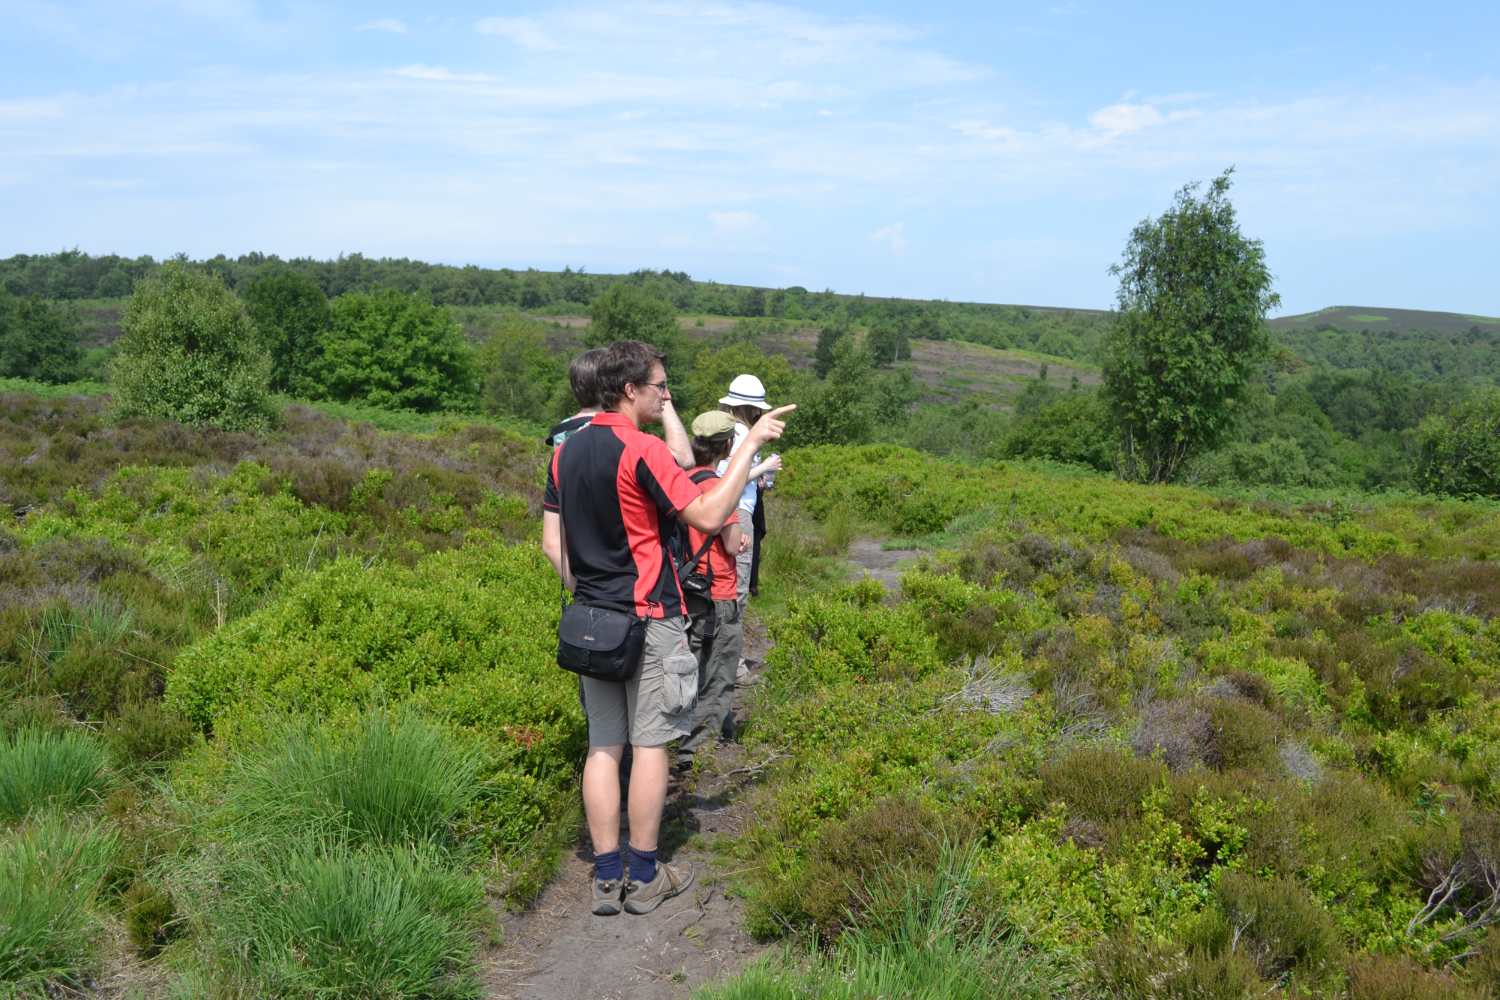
[717,374,782,683]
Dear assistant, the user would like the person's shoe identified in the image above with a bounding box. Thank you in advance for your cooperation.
[591,877,624,916]
[623,861,695,914]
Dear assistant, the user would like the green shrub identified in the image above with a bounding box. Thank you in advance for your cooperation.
[0,727,111,822]
[185,839,483,999]
[1415,387,1500,499]
[0,812,117,997]
[765,583,944,697]
[310,289,477,413]
[0,293,83,384]
[110,262,275,431]
[103,701,195,772]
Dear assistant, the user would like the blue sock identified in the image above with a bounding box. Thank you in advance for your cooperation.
[628,846,658,884]
[594,849,622,882]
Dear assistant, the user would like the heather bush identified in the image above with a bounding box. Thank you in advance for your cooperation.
[1345,952,1484,1000]
[1213,870,1342,979]
[1090,930,1267,999]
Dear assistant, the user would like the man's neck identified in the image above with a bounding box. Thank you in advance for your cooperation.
[610,403,642,429]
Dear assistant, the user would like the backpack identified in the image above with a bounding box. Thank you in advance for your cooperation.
[675,469,721,609]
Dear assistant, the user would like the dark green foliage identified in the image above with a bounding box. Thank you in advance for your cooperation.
[103,702,197,773]
[121,879,177,957]
[781,337,877,447]
[110,262,275,431]
[310,289,477,413]
[0,727,111,822]
[474,310,564,422]
[1416,387,1500,498]
[1104,169,1279,482]
[1002,390,1115,470]
[0,292,83,384]
[586,282,680,363]
[242,267,331,393]
[814,318,851,378]
[866,319,911,366]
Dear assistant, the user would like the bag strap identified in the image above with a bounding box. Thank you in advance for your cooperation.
[677,467,724,581]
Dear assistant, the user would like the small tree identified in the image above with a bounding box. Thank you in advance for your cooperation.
[110,262,275,431]
[1415,388,1500,498]
[0,290,83,383]
[243,268,331,394]
[587,284,680,364]
[309,289,477,413]
[782,339,875,447]
[866,320,911,367]
[813,319,850,379]
[475,311,563,423]
[1103,169,1279,482]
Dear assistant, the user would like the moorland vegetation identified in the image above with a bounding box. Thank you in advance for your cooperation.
[2,175,1499,997]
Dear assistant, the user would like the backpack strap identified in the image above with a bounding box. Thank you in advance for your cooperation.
[677,468,723,582]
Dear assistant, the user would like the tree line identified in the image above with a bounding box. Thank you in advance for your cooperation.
[3,175,1498,498]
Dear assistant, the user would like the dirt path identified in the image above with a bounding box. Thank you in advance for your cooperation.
[846,537,921,595]
[483,620,774,1000]
[484,536,915,998]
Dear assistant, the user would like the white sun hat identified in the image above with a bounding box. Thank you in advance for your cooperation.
[719,373,773,410]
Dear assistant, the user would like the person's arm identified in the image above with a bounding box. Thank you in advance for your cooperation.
[541,510,575,591]
[679,405,795,532]
[749,453,782,481]
[720,521,743,555]
[661,398,694,469]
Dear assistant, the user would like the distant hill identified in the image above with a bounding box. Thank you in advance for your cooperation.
[1271,305,1500,336]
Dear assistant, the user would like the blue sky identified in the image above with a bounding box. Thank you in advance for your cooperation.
[2,1,1497,315]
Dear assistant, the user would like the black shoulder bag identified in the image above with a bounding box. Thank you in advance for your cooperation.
[554,457,647,682]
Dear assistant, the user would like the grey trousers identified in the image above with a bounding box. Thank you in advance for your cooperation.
[680,598,743,756]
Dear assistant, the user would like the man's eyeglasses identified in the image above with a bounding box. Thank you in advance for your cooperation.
[637,380,669,393]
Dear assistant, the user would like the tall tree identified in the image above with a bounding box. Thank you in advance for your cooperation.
[1103,169,1279,482]
[110,262,275,431]
[243,268,331,394]
[586,283,680,365]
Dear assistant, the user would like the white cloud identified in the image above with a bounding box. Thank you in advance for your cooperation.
[357,18,407,34]
[390,64,497,84]
[475,15,558,49]
[710,210,762,234]
[0,98,67,123]
[871,222,907,255]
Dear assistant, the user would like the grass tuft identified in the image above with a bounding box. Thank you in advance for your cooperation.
[0,726,112,822]
[0,812,118,997]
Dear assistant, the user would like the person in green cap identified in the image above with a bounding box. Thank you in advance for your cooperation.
[674,410,747,771]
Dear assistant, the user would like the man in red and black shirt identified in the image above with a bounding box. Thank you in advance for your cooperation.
[542,340,793,916]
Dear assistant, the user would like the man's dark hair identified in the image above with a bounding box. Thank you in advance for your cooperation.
[690,432,733,469]
[597,340,664,410]
[569,348,605,408]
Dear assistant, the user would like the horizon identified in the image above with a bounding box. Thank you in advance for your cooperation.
[3,1,1498,317]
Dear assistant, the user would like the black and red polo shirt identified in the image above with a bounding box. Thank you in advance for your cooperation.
[544,412,702,619]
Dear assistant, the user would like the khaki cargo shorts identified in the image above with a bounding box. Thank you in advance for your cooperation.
[581,616,696,749]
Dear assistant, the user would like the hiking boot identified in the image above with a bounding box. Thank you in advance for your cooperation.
[623,861,695,914]
[591,877,624,916]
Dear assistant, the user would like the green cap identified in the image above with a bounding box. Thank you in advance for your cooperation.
[691,410,737,439]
